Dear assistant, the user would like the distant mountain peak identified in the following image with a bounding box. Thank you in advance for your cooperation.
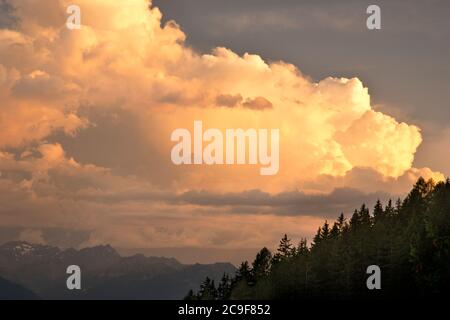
[2,241,44,248]
[15,243,34,255]
[78,244,120,258]
[0,241,59,257]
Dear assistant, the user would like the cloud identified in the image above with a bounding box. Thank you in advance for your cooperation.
[0,0,18,29]
[216,94,243,108]
[0,0,445,254]
[415,126,450,175]
[215,94,272,110]
[0,226,91,248]
[307,166,445,195]
[335,110,422,177]
[18,228,45,244]
[243,96,273,110]
[175,0,363,35]
[0,0,431,189]
[69,186,391,218]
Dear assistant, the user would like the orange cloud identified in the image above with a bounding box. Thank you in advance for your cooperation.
[0,0,445,252]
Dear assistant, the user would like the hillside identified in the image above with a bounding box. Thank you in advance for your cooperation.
[0,276,39,300]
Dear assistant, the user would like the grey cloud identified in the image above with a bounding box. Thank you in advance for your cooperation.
[75,187,392,218]
[0,0,18,29]
[216,94,243,108]
[175,188,391,217]
[42,228,91,248]
[215,94,272,110]
[48,107,177,188]
[12,74,77,100]
[0,226,91,248]
[0,226,21,244]
[242,97,273,110]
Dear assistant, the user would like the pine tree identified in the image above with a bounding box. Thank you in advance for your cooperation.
[235,261,251,282]
[297,238,309,256]
[330,222,340,239]
[321,221,330,239]
[358,204,371,227]
[198,277,217,300]
[272,234,295,264]
[251,247,272,282]
[336,213,346,232]
[217,274,232,300]
[279,234,295,256]
[423,178,450,292]
[373,199,384,223]
[184,289,197,300]
[312,227,322,246]
[394,198,402,214]
[349,209,360,229]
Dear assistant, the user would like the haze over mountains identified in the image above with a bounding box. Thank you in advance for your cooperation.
[0,241,235,300]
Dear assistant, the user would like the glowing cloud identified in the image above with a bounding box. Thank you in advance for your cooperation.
[0,0,445,251]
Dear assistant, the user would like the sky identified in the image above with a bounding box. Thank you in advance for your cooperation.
[0,0,448,264]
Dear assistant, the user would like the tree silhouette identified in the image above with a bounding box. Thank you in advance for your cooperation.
[189,177,450,299]
[251,247,272,281]
[197,277,217,300]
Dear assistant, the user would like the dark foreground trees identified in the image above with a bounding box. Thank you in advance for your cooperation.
[188,178,450,300]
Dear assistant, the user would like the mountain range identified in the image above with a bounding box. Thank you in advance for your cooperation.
[0,241,235,300]
[0,276,39,300]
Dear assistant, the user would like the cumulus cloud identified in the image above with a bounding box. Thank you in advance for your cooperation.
[0,0,432,187]
[0,0,445,254]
